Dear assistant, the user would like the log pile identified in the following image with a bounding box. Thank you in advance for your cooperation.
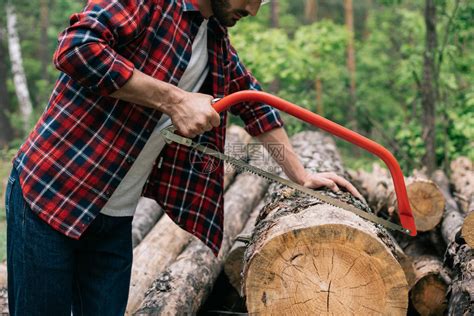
[0,128,472,316]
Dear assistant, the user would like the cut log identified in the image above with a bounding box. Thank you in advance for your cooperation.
[132,197,163,248]
[402,234,450,315]
[133,155,271,315]
[223,125,252,190]
[243,132,409,315]
[444,232,474,316]
[224,200,264,295]
[450,157,474,248]
[349,163,445,232]
[126,215,192,314]
[432,170,464,244]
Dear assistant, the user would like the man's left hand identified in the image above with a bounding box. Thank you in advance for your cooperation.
[301,171,364,201]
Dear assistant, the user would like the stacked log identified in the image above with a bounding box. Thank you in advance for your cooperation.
[433,167,474,316]
[224,200,264,294]
[400,234,451,315]
[241,132,410,315]
[126,216,192,314]
[132,198,163,247]
[450,157,474,248]
[0,262,7,314]
[132,152,272,315]
[349,163,445,232]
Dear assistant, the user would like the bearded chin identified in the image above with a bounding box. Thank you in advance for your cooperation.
[210,0,234,26]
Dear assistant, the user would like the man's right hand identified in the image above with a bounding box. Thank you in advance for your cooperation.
[110,69,220,138]
[164,92,221,138]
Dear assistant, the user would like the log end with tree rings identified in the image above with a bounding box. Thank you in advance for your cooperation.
[404,180,445,232]
[408,255,449,315]
[243,203,409,315]
[461,212,474,248]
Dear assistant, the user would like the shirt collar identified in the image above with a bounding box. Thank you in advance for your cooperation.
[182,0,200,12]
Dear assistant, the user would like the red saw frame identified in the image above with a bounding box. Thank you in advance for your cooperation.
[212,90,417,236]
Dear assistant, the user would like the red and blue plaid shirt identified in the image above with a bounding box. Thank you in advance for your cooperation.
[13,0,283,255]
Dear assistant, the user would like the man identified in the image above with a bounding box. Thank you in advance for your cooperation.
[4,0,362,314]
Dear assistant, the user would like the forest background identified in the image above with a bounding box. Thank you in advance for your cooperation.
[0,0,472,261]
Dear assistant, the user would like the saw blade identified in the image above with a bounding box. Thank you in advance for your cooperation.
[161,128,411,235]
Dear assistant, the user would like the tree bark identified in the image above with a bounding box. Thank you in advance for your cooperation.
[126,215,192,315]
[344,0,357,130]
[243,132,409,315]
[304,0,317,24]
[39,0,50,84]
[349,163,445,232]
[0,26,14,147]
[131,197,163,248]
[421,0,438,174]
[6,3,33,135]
[450,157,474,248]
[431,170,464,245]
[133,156,271,315]
[223,199,265,295]
[0,262,7,314]
[444,232,474,316]
[401,234,450,315]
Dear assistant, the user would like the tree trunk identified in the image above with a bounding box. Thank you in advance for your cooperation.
[243,132,409,315]
[431,170,464,245]
[0,26,14,147]
[133,157,271,315]
[450,157,474,248]
[421,0,437,174]
[349,163,445,232]
[304,0,317,24]
[344,0,357,130]
[131,197,163,248]
[39,0,50,84]
[126,215,192,315]
[224,199,265,295]
[401,234,450,315]
[224,125,252,190]
[6,3,33,135]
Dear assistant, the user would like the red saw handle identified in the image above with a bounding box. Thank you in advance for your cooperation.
[213,90,417,236]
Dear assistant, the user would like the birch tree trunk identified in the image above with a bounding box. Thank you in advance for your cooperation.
[0,26,14,146]
[131,197,163,248]
[6,3,33,134]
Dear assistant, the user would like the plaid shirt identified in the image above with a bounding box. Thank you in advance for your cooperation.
[13,0,283,255]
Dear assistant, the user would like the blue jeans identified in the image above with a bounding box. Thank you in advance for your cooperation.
[5,165,133,316]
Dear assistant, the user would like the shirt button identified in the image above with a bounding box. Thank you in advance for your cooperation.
[105,190,112,197]
[126,157,135,164]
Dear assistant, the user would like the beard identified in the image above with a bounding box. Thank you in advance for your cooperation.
[210,0,248,27]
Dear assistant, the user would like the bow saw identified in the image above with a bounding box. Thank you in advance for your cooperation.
[161,90,417,236]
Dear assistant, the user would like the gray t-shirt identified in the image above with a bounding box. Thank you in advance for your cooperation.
[100,19,209,216]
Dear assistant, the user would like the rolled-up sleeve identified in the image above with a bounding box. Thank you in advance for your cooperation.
[53,0,153,96]
[227,45,284,136]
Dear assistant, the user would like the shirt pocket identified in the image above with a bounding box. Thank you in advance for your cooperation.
[5,173,16,221]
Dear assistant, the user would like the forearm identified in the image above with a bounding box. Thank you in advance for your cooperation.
[110,68,186,115]
[255,127,307,185]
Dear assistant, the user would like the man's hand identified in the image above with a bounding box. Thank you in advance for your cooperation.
[165,92,220,138]
[302,171,364,200]
[256,127,364,201]
[110,69,220,138]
